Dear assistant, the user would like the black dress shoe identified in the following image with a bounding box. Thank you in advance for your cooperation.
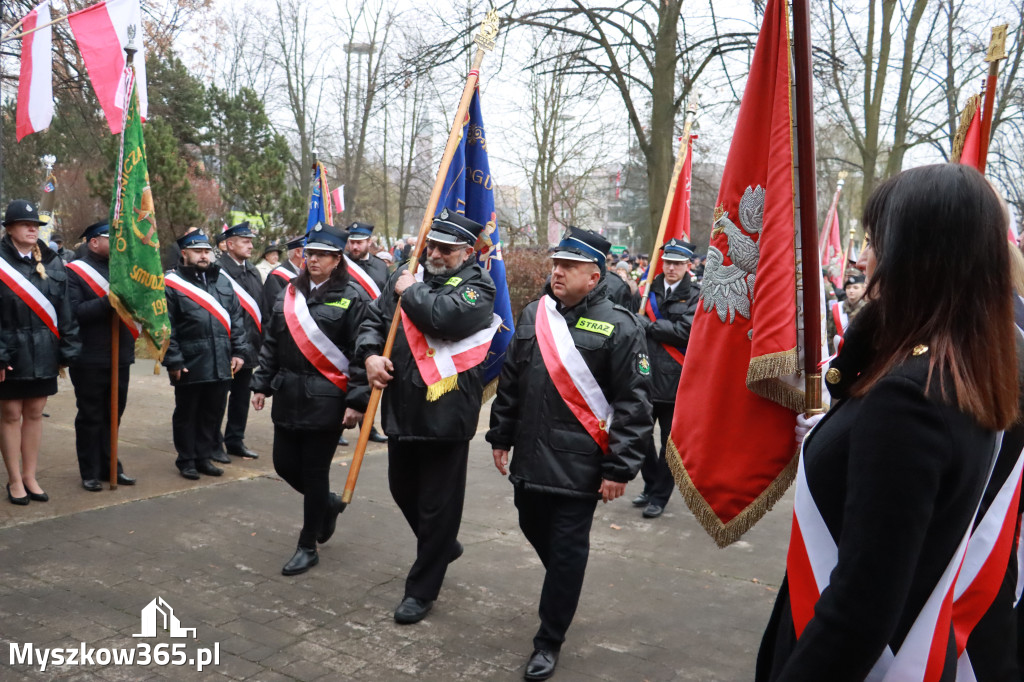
[318,493,344,544]
[281,546,319,576]
[180,468,200,480]
[524,649,559,680]
[82,479,103,492]
[394,596,433,624]
[116,473,136,486]
[27,489,48,502]
[449,540,464,563]
[631,493,649,508]
[210,449,231,464]
[226,445,259,459]
[6,484,29,506]
[196,461,223,477]
[368,427,388,443]
[337,434,349,446]
[642,503,665,518]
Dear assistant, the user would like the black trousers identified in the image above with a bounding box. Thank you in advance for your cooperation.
[514,487,598,652]
[272,425,341,548]
[172,381,230,470]
[388,439,468,601]
[217,367,252,452]
[70,366,129,481]
[640,402,676,506]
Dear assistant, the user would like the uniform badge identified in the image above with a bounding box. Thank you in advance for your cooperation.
[440,208,450,219]
[637,353,651,376]
[461,288,479,305]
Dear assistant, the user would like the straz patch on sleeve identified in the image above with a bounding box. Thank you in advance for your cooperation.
[575,317,614,337]
[444,276,464,287]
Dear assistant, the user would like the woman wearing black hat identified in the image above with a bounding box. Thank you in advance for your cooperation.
[0,200,80,504]
[756,164,1019,680]
[251,224,371,575]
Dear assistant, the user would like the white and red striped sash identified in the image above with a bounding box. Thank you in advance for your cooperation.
[400,310,501,401]
[830,301,848,338]
[164,272,231,334]
[0,254,58,337]
[787,429,1001,682]
[269,265,294,282]
[283,285,349,391]
[219,270,262,332]
[65,260,142,340]
[345,255,380,300]
[535,295,612,454]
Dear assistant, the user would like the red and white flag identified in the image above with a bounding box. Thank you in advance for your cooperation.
[819,192,843,292]
[667,0,812,547]
[331,187,345,215]
[954,94,983,172]
[68,0,148,135]
[15,1,53,141]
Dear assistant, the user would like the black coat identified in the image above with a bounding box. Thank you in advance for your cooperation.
[756,325,1000,682]
[603,271,638,310]
[487,282,653,498]
[0,236,80,378]
[638,274,698,404]
[162,264,248,384]
[216,253,265,367]
[263,260,298,312]
[349,252,389,289]
[66,250,135,368]
[354,259,496,441]
[251,276,370,430]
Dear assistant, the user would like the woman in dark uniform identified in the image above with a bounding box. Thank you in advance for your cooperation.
[756,164,1020,681]
[251,224,369,576]
[0,200,80,504]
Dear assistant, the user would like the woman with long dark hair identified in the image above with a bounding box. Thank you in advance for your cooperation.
[0,200,80,505]
[756,164,1019,681]
[251,224,370,576]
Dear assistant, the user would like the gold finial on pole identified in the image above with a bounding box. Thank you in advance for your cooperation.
[475,10,499,52]
[985,24,1008,63]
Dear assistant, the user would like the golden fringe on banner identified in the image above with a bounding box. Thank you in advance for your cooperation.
[747,348,804,412]
[951,94,981,163]
[425,374,459,401]
[109,292,170,362]
[480,377,499,404]
[666,438,800,548]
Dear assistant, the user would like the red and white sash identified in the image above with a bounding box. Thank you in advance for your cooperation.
[535,294,612,453]
[0,254,58,337]
[269,265,294,282]
[283,285,349,390]
[345,255,380,300]
[219,270,262,332]
[830,301,849,338]
[787,427,1001,681]
[401,309,501,401]
[165,272,231,334]
[66,260,142,340]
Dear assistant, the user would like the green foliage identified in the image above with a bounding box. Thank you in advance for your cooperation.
[146,52,210,147]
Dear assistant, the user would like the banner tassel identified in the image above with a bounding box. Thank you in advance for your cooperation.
[425,375,459,402]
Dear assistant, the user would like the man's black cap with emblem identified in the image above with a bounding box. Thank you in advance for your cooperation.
[305,223,348,252]
[3,199,46,227]
[177,231,213,250]
[428,208,485,246]
[222,221,256,241]
[551,226,610,271]
[285,235,307,251]
[347,221,374,241]
[660,238,696,262]
[80,221,110,240]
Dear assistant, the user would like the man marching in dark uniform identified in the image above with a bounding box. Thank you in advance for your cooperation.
[341,221,388,446]
[632,238,699,519]
[163,231,247,480]
[357,209,498,625]
[487,227,653,681]
[263,235,305,311]
[214,221,264,461]
[66,221,137,491]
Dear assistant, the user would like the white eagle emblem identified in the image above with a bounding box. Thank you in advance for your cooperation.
[701,185,764,324]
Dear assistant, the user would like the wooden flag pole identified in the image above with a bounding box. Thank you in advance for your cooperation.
[840,226,856,282]
[792,0,823,415]
[2,14,69,42]
[818,172,846,261]
[978,25,1008,175]
[638,102,698,312]
[341,10,500,506]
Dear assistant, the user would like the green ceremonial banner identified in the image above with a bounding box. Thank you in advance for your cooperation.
[109,67,171,358]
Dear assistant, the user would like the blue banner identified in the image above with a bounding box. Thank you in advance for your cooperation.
[438,88,514,390]
[306,162,332,233]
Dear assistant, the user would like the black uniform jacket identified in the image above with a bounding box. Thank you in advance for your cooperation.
[756,321,1000,682]
[486,281,653,499]
[162,264,248,384]
[263,260,299,312]
[354,258,496,442]
[350,252,389,289]
[638,274,698,404]
[251,277,371,430]
[0,236,80,378]
[216,253,265,367]
[602,271,637,310]
[67,250,135,368]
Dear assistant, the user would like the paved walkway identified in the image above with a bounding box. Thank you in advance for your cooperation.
[0,366,793,681]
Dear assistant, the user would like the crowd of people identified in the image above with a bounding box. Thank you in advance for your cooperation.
[1,161,1022,680]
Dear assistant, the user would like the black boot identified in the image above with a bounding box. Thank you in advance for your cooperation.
[318,493,344,544]
[282,546,319,576]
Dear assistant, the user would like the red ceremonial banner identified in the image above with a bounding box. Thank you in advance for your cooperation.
[666,0,803,547]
